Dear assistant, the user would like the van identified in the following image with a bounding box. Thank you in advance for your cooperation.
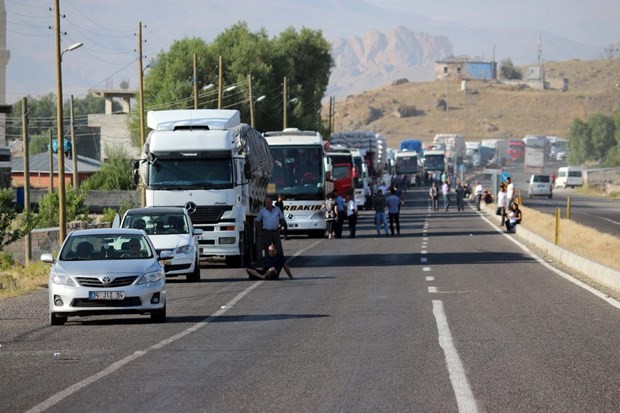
[554,166,583,189]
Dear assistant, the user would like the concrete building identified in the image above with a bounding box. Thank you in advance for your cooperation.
[435,58,497,81]
[88,88,140,161]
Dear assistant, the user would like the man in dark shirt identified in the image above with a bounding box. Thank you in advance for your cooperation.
[245,243,293,280]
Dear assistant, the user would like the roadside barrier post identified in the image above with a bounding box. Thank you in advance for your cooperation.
[555,208,560,245]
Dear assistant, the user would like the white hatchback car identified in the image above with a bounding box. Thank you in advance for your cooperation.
[43,228,171,326]
[528,174,553,198]
[120,207,203,282]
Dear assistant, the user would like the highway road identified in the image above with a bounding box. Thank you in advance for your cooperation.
[1,189,619,412]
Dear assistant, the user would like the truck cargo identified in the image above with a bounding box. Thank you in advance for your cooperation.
[523,135,548,174]
[134,109,272,268]
[329,131,386,177]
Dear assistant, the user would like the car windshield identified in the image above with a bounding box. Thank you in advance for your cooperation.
[60,233,154,261]
[122,213,189,235]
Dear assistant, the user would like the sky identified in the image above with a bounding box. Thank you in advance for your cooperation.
[3,0,620,105]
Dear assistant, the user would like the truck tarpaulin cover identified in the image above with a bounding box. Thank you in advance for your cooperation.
[234,124,273,187]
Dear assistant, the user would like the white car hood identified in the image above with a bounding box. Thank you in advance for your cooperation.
[148,234,192,250]
[55,260,162,275]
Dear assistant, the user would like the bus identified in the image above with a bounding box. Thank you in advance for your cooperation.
[264,129,332,238]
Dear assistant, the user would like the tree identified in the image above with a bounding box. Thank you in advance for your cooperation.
[500,59,522,80]
[587,113,616,162]
[0,189,37,251]
[36,186,91,228]
[567,118,592,165]
[81,146,134,190]
[128,22,334,147]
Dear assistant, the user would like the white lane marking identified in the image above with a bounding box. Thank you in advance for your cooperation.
[432,300,479,413]
[26,241,322,413]
[423,237,428,241]
[428,286,437,293]
[479,214,620,310]
[426,276,435,281]
[421,257,428,263]
[421,250,428,254]
[423,267,431,272]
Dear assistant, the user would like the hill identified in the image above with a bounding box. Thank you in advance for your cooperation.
[326,59,620,149]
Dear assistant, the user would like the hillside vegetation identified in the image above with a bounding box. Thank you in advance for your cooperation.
[328,59,620,149]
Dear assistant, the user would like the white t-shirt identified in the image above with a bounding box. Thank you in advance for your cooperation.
[347,200,358,217]
[506,182,515,200]
[497,191,508,208]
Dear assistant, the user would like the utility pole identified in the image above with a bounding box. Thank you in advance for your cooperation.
[137,21,146,207]
[248,74,255,127]
[193,53,199,109]
[283,76,288,129]
[70,95,78,187]
[22,98,31,264]
[54,0,67,242]
[48,129,53,192]
[217,56,223,109]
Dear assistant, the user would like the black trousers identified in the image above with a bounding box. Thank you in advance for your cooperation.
[388,212,400,235]
[347,214,357,238]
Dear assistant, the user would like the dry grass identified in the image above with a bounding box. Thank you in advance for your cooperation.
[518,205,620,271]
[0,262,49,298]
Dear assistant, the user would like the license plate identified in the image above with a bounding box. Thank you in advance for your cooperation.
[89,291,125,300]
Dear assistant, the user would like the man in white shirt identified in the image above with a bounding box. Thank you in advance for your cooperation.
[474,181,483,211]
[441,181,451,211]
[506,177,515,204]
[345,193,358,238]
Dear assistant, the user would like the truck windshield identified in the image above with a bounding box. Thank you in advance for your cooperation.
[269,146,324,200]
[148,158,233,189]
[424,156,445,171]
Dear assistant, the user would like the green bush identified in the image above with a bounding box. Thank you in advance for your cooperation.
[36,186,92,228]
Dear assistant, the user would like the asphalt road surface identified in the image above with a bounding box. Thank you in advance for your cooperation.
[1,189,619,412]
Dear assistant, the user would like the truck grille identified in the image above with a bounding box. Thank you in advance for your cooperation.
[187,206,232,224]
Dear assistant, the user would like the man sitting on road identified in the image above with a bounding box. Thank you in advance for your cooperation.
[245,243,293,280]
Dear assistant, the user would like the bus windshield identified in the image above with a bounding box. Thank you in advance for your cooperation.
[269,146,325,200]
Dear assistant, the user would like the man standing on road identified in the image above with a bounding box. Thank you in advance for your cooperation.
[386,188,403,235]
[441,180,451,211]
[373,189,390,236]
[333,189,346,239]
[474,181,483,211]
[506,176,515,204]
[256,197,285,256]
[346,193,359,238]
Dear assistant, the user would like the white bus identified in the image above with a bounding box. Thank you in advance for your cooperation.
[264,129,332,238]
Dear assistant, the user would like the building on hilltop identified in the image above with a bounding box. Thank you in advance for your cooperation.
[435,57,497,81]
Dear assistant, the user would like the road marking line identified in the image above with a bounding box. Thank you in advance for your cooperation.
[421,250,428,254]
[426,276,434,281]
[432,300,479,413]
[421,257,428,263]
[428,286,437,293]
[423,267,431,272]
[26,241,322,413]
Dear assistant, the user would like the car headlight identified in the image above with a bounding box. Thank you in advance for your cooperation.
[139,270,164,284]
[175,244,192,255]
[51,272,76,287]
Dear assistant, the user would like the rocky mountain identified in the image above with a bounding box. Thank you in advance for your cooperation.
[328,26,453,97]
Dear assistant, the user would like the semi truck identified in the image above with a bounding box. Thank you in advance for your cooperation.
[394,150,420,187]
[134,109,272,268]
[523,135,548,174]
[507,139,525,162]
[263,129,332,238]
[329,131,386,177]
[433,133,465,173]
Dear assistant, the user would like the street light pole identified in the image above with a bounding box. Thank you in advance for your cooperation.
[54,0,82,244]
[137,21,146,207]
[283,76,288,129]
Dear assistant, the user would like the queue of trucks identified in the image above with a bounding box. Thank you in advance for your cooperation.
[133,108,568,270]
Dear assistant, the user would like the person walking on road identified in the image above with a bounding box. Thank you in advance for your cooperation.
[386,188,402,235]
[455,182,465,211]
[274,194,288,240]
[333,189,346,239]
[474,181,483,211]
[256,197,285,256]
[496,184,508,226]
[441,180,451,211]
[373,189,389,236]
[429,181,439,211]
[346,193,359,238]
[323,192,337,239]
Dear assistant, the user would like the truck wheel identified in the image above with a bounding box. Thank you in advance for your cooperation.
[225,231,245,268]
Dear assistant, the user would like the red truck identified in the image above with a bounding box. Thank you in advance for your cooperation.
[507,139,525,162]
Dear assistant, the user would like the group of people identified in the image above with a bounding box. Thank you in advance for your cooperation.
[496,176,522,232]
[323,184,405,239]
[429,177,475,212]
